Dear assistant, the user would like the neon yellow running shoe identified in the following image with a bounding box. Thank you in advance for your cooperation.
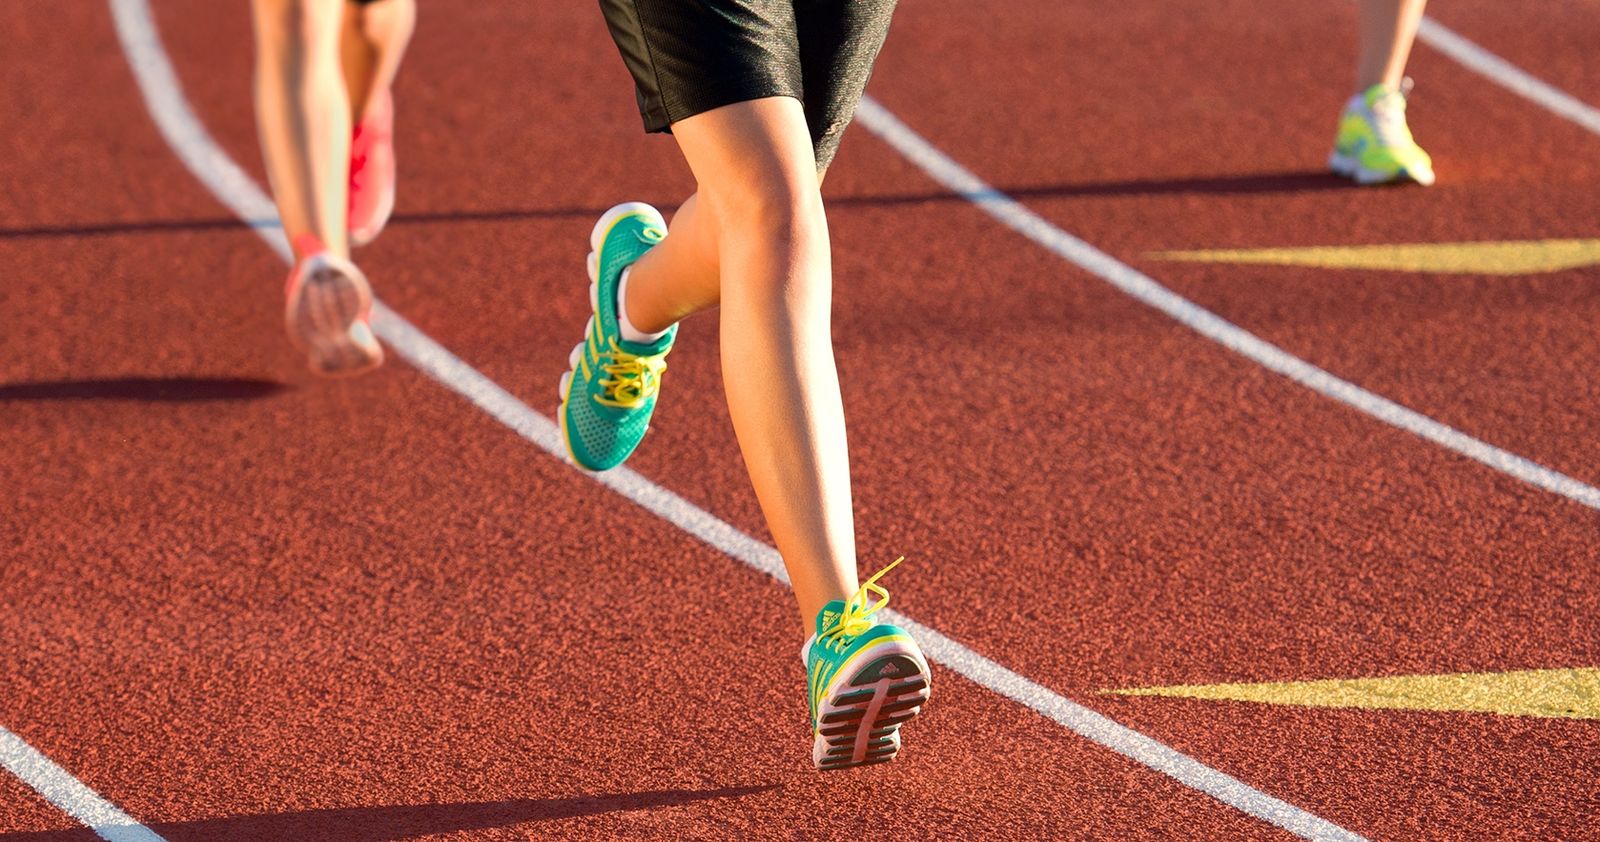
[1329,81,1436,186]
[804,558,931,770]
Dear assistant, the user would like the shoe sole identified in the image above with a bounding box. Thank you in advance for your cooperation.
[557,347,593,472]
[285,255,383,377]
[556,202,666,470]
[1328,151,1435,186]
[812,636,931,771]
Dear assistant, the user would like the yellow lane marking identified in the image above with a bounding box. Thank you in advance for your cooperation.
[1104,667,1600,720]
[1150,239,1600,275]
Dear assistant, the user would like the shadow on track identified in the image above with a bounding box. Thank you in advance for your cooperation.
[0,171,1354,242]
[830,169,1361,206]
[0,206,616,241]
[0,218,272,240]
[0,377,286,402]
[0,785,779,841]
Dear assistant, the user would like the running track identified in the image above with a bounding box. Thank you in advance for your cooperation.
[3,1,1598,839]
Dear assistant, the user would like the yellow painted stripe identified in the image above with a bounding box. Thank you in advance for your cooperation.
[1104,667,1600,720]
[1151,238,1600,275]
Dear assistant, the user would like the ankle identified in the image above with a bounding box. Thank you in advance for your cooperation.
[291,233,327,261]
[617,267,671,343]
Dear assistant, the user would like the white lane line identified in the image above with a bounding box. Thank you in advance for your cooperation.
[1419,17,1600,138]
[0,727,166,842]
[107,1,1361,839]
[379,305,1375,842]
[853,98,1600,512]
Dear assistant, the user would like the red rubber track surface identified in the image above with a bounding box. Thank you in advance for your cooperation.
[3,0,1598,840]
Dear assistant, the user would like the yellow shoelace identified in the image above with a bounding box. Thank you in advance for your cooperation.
[819,557,905,651]
[594,338,667,408]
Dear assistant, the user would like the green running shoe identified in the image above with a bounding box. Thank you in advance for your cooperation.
[805,558,931,770]
[1329,81,1436,186]
[558,202,677,471]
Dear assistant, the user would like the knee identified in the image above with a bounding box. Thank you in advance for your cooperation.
[710,175,827,252]
[707,176,833,305]
[252,0,339,53]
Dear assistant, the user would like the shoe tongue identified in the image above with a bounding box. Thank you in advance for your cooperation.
[617,324,676,356]
[1363,84,1405,112]
[814,601,846,636]
[1362,85,1411,144]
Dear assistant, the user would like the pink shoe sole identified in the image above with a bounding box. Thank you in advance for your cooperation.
[284,252,384,377]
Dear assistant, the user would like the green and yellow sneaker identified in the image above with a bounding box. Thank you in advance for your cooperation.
[1329,81,1436,186]
[805,558,931,770]
[558,202,677,471]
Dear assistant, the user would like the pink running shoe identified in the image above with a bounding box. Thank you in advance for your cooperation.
[348,89,396,248]
[284,236,384,376]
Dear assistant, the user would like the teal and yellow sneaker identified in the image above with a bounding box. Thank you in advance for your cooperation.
[805,558,931,770]
[1329,81,1436,186]
[558,203,677,471]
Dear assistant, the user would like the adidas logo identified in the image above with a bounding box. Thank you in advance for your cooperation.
[880,662,900,677]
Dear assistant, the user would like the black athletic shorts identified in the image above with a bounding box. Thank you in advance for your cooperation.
[598,0,898,168]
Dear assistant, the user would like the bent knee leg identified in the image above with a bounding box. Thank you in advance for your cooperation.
[707,174,827,251]
[672,99,827,237]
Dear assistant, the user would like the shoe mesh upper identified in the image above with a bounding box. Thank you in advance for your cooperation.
[562,207,675,470]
